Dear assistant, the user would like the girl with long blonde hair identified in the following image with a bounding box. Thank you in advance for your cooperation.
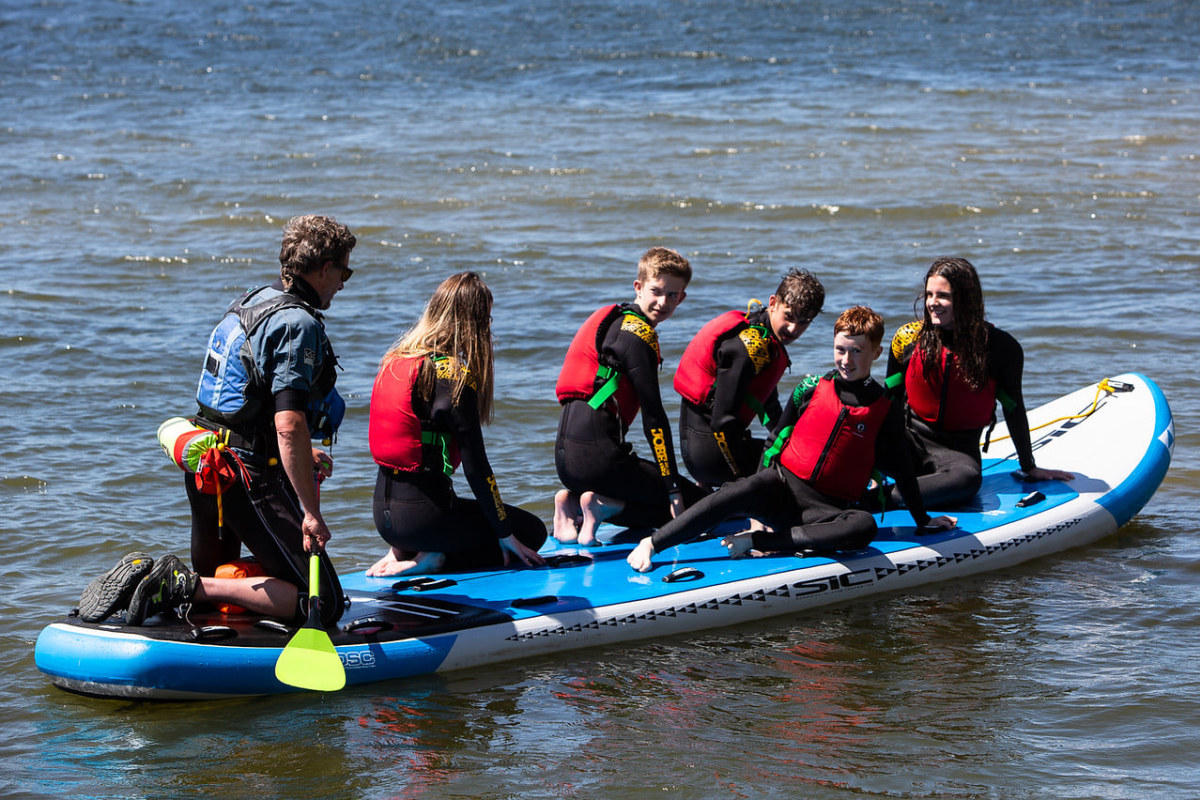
[366,272,546,576]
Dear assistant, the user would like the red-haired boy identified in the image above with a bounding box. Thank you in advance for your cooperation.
[628,306,956,572]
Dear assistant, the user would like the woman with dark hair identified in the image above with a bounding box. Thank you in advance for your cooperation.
[366,272,547,576]
[886,257,1072,508]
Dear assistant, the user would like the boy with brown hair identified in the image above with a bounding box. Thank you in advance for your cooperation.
[675,268,824,488]
[628,305,956,572]
[553,247,705,545]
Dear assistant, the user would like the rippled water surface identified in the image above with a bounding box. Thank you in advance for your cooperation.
[3,1,1198,797]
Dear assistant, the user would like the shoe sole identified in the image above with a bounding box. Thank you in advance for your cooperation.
[126,555,190,627]
[77,552,155,623]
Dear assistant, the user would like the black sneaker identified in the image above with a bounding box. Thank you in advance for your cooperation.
[126,554,197,626]
[76,552,155,623]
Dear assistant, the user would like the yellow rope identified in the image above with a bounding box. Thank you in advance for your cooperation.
[216,430,230,530]
[987,378,1119,445]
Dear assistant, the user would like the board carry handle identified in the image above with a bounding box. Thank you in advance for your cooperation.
[190,625,237,642]
[392,576,459,592]
[663,567,704,583]
[343,616,395,636]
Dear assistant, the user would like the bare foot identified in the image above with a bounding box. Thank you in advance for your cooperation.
[367,550,446,577]
[553,489,582,543]
[578,491,624,546]
[721,531,756,558]
[366,547,405,577]
[626,537,656,572]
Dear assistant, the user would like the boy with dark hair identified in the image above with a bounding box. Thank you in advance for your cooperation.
[675,268,824,488]
[553,247,705,545]
[628,306,956,573]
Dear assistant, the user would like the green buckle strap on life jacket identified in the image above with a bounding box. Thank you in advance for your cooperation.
[419,353,457,476]
[588,364,621,411]
[420,429,455,476]
[587,306,653,412]
[762,424,793,468]
[745,395,770,427]
[996,386,1016,412]
[884,371,905,391]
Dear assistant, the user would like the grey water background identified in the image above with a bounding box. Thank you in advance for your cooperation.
[3,0,1198,797]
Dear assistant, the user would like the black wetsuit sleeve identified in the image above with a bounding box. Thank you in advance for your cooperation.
[762,388,783,434]
[878,401,932,528]
[989,328,1037,472]
[710,334,759,433]
[607,323,682,491]
[430,379,512,539]
[273,387,310,414]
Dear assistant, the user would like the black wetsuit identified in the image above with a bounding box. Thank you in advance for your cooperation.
[650,375,931,555]
[679,307,786,488]
[556,305,704,528]
[373,373,546,570]
[190,278,344,626]
[886,325,1037,509]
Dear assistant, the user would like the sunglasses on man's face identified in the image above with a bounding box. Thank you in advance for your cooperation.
[325,260,353,282]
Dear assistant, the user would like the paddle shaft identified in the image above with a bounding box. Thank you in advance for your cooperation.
[305,550,322,626]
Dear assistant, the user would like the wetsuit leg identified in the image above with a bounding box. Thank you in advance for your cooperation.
[440,503,548,571]
[555,400,677,528]
[189,456,345,626]
[905,426,983,509]
[188,473,242,576]
[679,404,763,488]
[373,468,448,553]
[649,469,792,552]
[374,468,548,570]
[506,505,550,553]
[754,473,878,553]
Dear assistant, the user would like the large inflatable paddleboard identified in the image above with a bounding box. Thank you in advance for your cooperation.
[35,373,1174,700]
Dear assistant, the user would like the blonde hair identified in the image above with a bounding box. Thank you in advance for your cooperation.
[382,272,495,423]
[637,246,692,285]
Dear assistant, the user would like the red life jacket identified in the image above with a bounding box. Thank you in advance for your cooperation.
[779,377,891,501]
[555,304,655,429]
[369,355,461,474]
[904,333,997,431]
[673,309,790,426]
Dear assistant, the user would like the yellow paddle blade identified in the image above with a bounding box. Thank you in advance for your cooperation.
[274,627,346,692]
